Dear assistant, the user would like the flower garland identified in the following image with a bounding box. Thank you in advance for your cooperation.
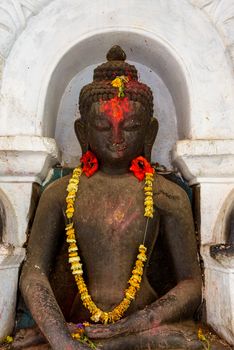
[130,156,155,218]
[65,152,154,325]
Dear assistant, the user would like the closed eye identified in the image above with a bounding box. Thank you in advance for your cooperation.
[92,123,111,131]
[122,123,141,131]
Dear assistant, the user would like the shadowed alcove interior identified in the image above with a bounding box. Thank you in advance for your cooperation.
[0,189,17,245]
[226,206,234,244]
[41,31,190,169]
[0,200,5,243]
[211,189,234,244]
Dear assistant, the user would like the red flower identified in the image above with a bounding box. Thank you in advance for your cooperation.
[80,151,98,177]
[130,156,154,181]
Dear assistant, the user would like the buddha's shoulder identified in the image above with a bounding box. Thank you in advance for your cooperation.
[39,174,71,202]
[153,173,191,210]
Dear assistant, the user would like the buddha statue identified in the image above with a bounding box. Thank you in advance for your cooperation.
[19,46,202,350]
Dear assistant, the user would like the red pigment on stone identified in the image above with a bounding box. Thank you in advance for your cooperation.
[100,96,132,147]
[100,96,131,123]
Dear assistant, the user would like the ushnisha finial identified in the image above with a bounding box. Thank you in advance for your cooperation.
[106,45,127,62]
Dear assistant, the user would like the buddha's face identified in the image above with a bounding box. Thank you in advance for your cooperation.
[86,98,150,172]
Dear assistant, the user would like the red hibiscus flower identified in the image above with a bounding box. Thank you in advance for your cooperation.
[130,156,154,181]
[80,151,98,177]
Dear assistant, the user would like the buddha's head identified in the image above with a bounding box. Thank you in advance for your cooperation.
[76,45,158,173]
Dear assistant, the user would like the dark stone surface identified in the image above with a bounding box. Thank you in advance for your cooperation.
[210,244,234,258]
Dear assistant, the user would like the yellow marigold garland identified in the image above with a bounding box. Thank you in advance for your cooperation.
[65,165,154,324]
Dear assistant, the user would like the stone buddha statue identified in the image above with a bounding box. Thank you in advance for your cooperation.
[19,46,202,350]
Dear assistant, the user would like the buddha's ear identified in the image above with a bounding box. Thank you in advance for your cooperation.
[74,119,88,154]
[144,118,158,161]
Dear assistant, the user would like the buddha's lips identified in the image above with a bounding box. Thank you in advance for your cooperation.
[108,144,127,152]
[99,96,131,123]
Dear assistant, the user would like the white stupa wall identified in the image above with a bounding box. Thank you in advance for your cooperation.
[0,0,233,344]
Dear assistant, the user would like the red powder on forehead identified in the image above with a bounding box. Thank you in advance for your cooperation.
[100,96,131,122]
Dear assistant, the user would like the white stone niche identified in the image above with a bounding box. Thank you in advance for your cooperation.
[0,0,234,345]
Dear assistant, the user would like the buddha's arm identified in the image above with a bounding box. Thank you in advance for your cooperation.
[20,183,90,350]
[86,176,202,339]
[147,176,202,323]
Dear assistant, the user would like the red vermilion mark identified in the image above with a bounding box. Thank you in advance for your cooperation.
[100,97,132,146]
[100,96,131,123]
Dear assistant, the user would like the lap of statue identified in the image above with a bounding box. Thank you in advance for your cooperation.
[9,322,230,350]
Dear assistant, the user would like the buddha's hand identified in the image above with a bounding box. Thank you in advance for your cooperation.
[67,323,100,350]
[85,308,160,339]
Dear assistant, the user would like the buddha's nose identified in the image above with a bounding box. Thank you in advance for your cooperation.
[111,125,124,145]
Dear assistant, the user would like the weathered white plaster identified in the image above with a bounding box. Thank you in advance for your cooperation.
[172,140,234,184]
[0,0,52,59]
[200,184,234,245]
[0,56,4,81]
[0,135,59,246]
[190,0,234,66]
[2,0,234,73]
[202,247,234,345]
[212,189,234,245]
[0,185,17,245]
[0,136,60,183]
[0,244,25,339]
[0,183,31,247]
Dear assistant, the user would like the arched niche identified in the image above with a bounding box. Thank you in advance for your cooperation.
[0,199,5,243]
[45,31,189,143]
[0,188,18,245]
[213,189,234,244]
[1,0,234,145]
[223,194,234,244]
[226,206,234,244]
[54,43,181,168]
